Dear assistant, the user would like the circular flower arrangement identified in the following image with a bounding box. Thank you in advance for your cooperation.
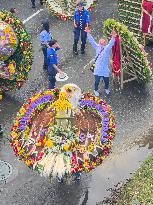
[0,10,33,92]
[10,86,116,179]
[44,0,98,21]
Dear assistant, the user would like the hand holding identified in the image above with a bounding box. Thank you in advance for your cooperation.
[111,30,117,38]
[84,27,91,33]
[74,23,77,28]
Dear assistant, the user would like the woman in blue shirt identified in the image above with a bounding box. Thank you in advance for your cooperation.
[85,28,117,96]
[40,20,52,69]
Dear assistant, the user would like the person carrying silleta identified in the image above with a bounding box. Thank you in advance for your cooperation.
[47,40,63,89]
[40,20,52,69]
[85,27,117,96]
[73,2,90,55]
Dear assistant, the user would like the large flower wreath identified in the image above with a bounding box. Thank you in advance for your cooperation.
[10,85,115,180]
[44,0,98,21]
[0,10,33,93]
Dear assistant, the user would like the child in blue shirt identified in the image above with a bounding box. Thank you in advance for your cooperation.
[47,40,63,89]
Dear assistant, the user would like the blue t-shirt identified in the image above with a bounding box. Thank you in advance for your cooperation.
[74,9,90,29]
[47,47,59,75]
[40,30,52,45]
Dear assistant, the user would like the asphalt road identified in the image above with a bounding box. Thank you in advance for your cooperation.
[0,0,153,204]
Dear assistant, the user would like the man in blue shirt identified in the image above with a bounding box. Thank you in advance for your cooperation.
[85,27,117,96]
[47,40,63,89]
[73,2,90,55]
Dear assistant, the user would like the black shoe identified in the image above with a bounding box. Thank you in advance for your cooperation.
[73,50,78,55]
[58,177,64,183]
[40,1,43,5]
[32,5,36,8]
[81,50,85,54]
[0,130,3,135]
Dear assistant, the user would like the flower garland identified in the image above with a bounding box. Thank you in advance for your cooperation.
[44,0,98,21]
[0,10,33,92]
[10,88,115,178]
[103,18,152,83]
[118,0,142,43]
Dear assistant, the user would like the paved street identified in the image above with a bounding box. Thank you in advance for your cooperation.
[0,0,153,204]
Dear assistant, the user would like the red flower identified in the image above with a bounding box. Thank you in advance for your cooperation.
[60,15,67,21]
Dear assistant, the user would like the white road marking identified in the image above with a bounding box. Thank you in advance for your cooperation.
[23,9,44,24]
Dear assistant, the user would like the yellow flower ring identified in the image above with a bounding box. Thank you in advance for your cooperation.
[0,10,33,93]
[10,88,116,178]
[43,0,98,21]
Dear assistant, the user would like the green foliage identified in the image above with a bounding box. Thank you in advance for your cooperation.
[0,10,33,91]
[116,154,153,205]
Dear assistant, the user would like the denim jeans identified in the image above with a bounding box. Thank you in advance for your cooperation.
[41,46,48,68]
[94,75,109,91]
[48,68,56,89]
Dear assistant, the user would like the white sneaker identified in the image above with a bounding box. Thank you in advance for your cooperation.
[94,90,99,97]
[105,89,110,95]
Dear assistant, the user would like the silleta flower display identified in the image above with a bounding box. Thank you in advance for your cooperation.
[103,18,152,83]
[10,84,116,180]
[44,0,97,21]
[0,10,33,92]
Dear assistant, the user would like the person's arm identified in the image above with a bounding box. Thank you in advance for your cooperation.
[73,11,77,28]
[106,31,117,50]
[87,33,98,50]
[52,64,63,73]
[85,10,90,27]
[106,37,115,50]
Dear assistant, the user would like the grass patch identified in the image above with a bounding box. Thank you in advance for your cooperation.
[116,154,153,205]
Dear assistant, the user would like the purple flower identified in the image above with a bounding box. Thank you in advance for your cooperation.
[101,131,107,137]
[79,133,86,142]
[100,137,107,143]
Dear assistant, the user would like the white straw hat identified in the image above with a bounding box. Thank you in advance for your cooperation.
[55,72,69,82]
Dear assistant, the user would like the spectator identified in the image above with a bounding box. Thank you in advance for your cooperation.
[85,28,117,96]
[47,40,63,89]
[73,2,90,55]
[40,20,52,69]
[31,0,43,8]
[10,8,18,14]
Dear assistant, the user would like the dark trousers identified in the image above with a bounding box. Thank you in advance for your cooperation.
[0,124,2,132]
[48,69,56,89]
[73,27,87,51]
[42,47,48,68]
[94,75,109,91]
[31,0,43,6]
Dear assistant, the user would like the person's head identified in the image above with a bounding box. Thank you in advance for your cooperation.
[77,2,84,11]
[42,20,50,33]
[10,8,17,14]
[99,38,107,46]
[49,39,58,48]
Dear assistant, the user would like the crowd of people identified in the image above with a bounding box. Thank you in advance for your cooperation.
[39,2,117,95]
